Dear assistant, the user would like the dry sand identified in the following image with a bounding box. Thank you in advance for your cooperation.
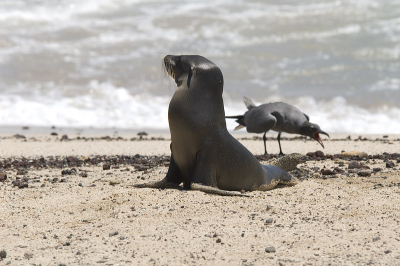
[1,132,400,265]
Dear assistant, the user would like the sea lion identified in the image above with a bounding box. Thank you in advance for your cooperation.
[135,55,294,196]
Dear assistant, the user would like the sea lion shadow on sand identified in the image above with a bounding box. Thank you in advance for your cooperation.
[134,55,298,197]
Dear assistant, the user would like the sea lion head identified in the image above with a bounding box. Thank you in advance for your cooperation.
[163,55,223,91]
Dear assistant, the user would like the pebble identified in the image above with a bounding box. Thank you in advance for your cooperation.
[265,218,274,224]
[315,150,325,158]
[265,246,276,253]
[109,180,121,186]
[321,169,335,175]
[358,171,371,177]
[384,250,392,254]
[109,231,119,237]
[348,161,362,169]
[79,172,88,178]
[386,161,395,168]
[340,151,360,158]
[61,169,77,175]
[216,238,222,243]
[373,168,382,173]
[358,152,368,158]
[103,164,111,170]
[0,173,7,182]
[0,250,6,258]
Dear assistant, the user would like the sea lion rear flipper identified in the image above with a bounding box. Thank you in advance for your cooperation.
[257,165,295,191]
[191,183,250,197]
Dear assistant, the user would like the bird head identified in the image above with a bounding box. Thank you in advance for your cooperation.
[301,122,329,148]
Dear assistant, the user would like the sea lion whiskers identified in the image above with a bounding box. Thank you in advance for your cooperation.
[162,58,173,90]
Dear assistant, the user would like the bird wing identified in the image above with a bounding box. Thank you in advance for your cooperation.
[243,96,257,110]
[303,113,310,121]
[244,109,277,134]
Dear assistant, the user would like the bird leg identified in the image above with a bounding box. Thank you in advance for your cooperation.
[277,132,284,156]
[263,132,268,155]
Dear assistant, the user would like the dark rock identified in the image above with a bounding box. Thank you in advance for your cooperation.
[103,164,111,170]
[265,218,274,224]
[216,238,222,243]
[50,132,58,136]
[60,135,68,141]
[17,170,27,175]
[265,246,276,253]
[372,236,380,242]
[13,134,26,139]
[79,172,88,178]
[373,168,382,173]
[348,161,362,169]
[306,152,315,157]
[358,171,371,177]
[0,173,7,182]
[109,231,119,237]
[386,161,395,168]
[0,250,6,258]
[61,169,77,175]
[321,169,335,175]
[384,250,392,254]
[333,167,345,174]
[315,151,324,158]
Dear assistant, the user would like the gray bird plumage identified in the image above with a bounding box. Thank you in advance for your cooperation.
[226,96,329,155]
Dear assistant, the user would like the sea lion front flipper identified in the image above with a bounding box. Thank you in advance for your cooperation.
[133,177,179,189]
[191,183,250,197]
[134,152,183,189]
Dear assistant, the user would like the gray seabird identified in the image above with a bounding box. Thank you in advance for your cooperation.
[226,96,329,155]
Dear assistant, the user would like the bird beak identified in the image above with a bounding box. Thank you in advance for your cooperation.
[312,131,329,149]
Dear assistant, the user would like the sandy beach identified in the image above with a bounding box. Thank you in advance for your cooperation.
[1,130,400,265]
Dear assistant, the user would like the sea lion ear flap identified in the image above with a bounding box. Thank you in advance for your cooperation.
[187,66,196,89]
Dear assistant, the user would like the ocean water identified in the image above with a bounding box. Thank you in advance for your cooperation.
[0,0,399,133]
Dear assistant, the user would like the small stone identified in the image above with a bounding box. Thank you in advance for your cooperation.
[109,231,119,237]
[265,218,274,224]
[358,152,368,158]
[265,246,276,253]
[78,183,83,187]
[50,132,58,136]
[109,180,121,186]
[384,250,392,254]
[386,161,395,168]
[60,135,68,141]
[103,164,111,170]
[373,168,382,173]
[216,238,222,243]
[348,161,362,169]
[315,150,324,157]
[372,236,380,242]
[340,151,360,158]
[321,169,335,175]
[0,250,6,258]
[0,173,7,182]
[358,171,371,177]
[79,172,88,178]
[59,263,67,266]
[16,170,27,175]
[61,169,77,175]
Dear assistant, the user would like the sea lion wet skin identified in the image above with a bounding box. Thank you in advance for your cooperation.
[135,55,294,196]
